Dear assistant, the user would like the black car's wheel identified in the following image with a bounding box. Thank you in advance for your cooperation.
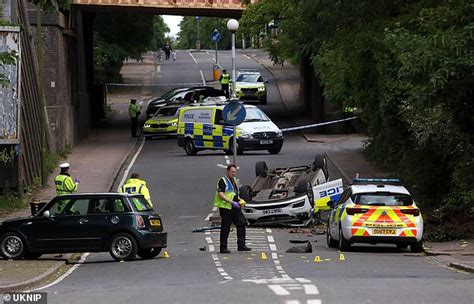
[326,221,338,248]
[239,185,252,202]
[109,233,138,261]
[1,232,26,260]
[338,226,351,252]
[184,139,197,156]
[260,97,267,105]
[411,241,424,253]
[268,144,282,155]
[295,179,310,194]
[24,252,42,260]
[137,247,162,259]
[255,161,268,178]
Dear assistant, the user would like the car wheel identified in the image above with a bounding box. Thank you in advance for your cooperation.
[184,139,197,156]
[295,179,310,194]
[24,252,42,260]
[255,161,268,178]
[313,154,329,179]
[326,221,338,248]
[268,145,282,154]
[239,185,252,202]
[396,243,409,250]
[260,97,267,105]
[137,247,162,259]
[230,139,243,155]
[0,232,26,260]
[410,241,424,253]
[109,233,138,261]
[145,136,152,141]
[338,226,351,252]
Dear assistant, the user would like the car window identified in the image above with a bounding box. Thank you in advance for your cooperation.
[130,197,153,212]
[155,107,179,117]
[61,199,89,216]
[91,198,128,213]
[236,74,259,82]
[353,193,413,206]
[48,198,70,216]
[214,109,228,125]
[243,107,270,122]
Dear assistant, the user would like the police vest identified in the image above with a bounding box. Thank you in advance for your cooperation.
[120,178,153,207]
[213,176,237,210]
[221,74,230,85]
[55,174,77,195]
[129,104,141,118]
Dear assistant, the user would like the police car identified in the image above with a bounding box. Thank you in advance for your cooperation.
[177,104,283,155]
[239,156,343,226]
[326,179,424,252]
[143,104,181,139]
[234,71,268,104]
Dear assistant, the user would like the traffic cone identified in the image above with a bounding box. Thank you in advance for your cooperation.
[163,251,170,258]
[313,256,321,263]
[339,253,345,261]
[260,252,268,260]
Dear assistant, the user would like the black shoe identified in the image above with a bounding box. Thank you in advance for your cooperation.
[220,249,231,254]
[238,246,252,252]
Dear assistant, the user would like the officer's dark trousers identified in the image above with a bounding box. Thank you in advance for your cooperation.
[131,117,138,137]
[219,207,246,250]
[221,84,229,98]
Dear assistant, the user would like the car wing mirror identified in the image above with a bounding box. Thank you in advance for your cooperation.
[43,210,50,218]
[326,200,336,209]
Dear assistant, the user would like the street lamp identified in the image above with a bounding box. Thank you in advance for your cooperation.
[227,19,239,98]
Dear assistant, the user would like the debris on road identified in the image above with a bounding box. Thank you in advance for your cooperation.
[286,242,312,253]
[192,226,221,233]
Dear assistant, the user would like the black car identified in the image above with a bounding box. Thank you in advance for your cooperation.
[146,86,224,117]
[0,193,167,261]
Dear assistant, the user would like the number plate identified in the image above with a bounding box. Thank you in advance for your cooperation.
[150,219,161,227]
[262,208,282,215]
[260,140,273,145]
[373,229,396,235]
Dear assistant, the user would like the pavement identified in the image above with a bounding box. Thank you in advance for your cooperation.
[1,50,472,292]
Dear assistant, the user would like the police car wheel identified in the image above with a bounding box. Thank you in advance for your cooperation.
[268,145,282,154]
[260,97,267,105]
[295,179,310,194]
[410,241,424,253]
[326,221,338,248]
[0,232,26,260]
[338,226,351,252]
[230,139,244,155]
[109,233,138,261]
[184,139,197,156]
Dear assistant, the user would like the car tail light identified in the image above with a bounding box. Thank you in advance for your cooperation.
[401,209,420,216]
[346,208,369,215]
[135,214,145,228]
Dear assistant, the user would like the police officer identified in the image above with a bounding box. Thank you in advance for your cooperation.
[219,69,230,98]
[129,99,141,137]
[214,164,251,254]
[119,173,153,207]
[55,163,80,195]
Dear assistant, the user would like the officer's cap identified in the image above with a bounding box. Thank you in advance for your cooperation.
[59,163,70,169]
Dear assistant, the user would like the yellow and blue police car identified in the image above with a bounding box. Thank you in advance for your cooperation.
[177,104,283,155]
[326,178,424,252]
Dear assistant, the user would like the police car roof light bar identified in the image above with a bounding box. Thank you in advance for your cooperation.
[352,178,402,185]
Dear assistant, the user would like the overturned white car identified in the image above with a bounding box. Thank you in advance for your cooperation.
[240,155,343,226]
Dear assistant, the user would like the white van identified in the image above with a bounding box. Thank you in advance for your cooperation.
[177,104,284,155]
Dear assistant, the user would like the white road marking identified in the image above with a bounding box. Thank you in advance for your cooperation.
[206,237,213,243]
[307,300,322,304]
[267,235,275,243]
[188,50,198,63]
[200,70,206,85]
[224,155,231,165]
[286,301,300,304]
[212,254,219,261]
[212,207,217,211]
[217,267,225,273]
[296,278,311,283]
[217,163,227,168]
[276,265,284,271]
[303,285,319,295]
[33,253,90,291]
[119,139,145,187]
[272,253,278,260]
[268,284,290,296]
[209,245,215,252]
[266,228,272,233]
[270,244,277,251]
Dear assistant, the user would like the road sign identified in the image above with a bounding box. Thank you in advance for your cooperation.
[195,16,201,20]
[211,30,221,42]
[223,100,246,126]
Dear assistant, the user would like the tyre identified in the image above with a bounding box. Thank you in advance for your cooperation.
[109,233,138,261]
[295,179,310,194]
[184,139,197,156]
[410,241,424,253]
[260,97,267,105]
[326,220,338,248]
[255,161,268,178]
[268,144,282,154]
[338,226,351,252]
[239,185,252,202]
[313,154,329,179]
[230,138,243,155]
[396,243,409,250]
[145,136,152,141]
[24,252,42,260]
[137,247,162,259]
[1,232,26,260]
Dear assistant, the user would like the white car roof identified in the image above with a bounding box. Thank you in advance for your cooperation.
[350,184,411,196]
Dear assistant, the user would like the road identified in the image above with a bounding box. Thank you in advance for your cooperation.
[40,50,473,304]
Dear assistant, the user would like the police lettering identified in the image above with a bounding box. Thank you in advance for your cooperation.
[184,114,194,119]
[319,186,343,197]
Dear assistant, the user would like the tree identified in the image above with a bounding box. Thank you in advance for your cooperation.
[177,17,233,50]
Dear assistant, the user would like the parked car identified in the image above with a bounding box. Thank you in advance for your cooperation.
[234,71,268,104]
[0,193,167,261]
[143,104,182,139]
[239,155,343,226]
[146,86,224,118]
[326,178,424,252]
